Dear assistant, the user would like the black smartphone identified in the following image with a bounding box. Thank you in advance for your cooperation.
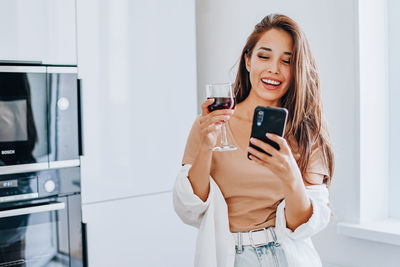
[248,106,288,159]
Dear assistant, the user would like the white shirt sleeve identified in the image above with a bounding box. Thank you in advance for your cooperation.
[275,184,331,240]
[172,164,211,228]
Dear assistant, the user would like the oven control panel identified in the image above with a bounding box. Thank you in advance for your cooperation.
[0,175,38,203]
[0,167,80,204]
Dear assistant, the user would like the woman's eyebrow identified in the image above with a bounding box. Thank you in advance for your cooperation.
[258,47,272,52]
[258,47,292,55]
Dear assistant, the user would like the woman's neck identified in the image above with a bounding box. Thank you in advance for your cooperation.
[235,90,281,121]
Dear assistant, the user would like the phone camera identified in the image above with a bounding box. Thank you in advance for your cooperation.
[257,110,264,126]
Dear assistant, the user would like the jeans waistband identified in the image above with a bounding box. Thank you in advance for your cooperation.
[232,226,278,250]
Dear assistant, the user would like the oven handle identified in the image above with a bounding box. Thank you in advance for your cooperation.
[77,78,84,156]
[0,202,65,218]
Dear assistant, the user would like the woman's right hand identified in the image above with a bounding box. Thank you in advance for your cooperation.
[199,98,234,150]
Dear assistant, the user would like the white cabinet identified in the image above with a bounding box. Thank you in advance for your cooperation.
[82,193,197,266]
[0,0,76,64]
[77,0,197,204]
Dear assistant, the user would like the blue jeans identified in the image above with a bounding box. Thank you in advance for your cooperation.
[234,242,289,267]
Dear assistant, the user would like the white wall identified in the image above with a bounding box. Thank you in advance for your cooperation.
[388,0,400,219]
[196,0,400,266]
[358,0,389,223]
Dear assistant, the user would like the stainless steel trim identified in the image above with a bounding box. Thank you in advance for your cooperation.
[0,66,46,73]
[49,159,80,169]
[0,193,39,203]
[0,162,49,175]
[47,67,78,73]
[0,202,65,218]
[0,60,42,65]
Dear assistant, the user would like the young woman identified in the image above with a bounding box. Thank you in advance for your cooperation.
[173,13,334,267]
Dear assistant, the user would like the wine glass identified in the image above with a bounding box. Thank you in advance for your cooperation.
[206,83,237,152]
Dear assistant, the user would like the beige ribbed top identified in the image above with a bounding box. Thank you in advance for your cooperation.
[182,115,329,232]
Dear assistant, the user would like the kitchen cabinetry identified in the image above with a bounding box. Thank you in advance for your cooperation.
[76,0,197,203]
[82,192,197,266]
[77,0,198,264]
[0,0,76,65]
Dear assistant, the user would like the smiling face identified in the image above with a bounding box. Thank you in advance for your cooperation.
[245,28,293,106]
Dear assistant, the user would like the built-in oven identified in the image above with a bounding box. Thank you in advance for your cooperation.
[0,65,82,175]
[0,167,85,267]
[0,63,85,266]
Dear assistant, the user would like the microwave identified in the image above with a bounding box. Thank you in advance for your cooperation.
[0,64,82,175]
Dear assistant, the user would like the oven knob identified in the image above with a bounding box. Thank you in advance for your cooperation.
[44,180,56,193]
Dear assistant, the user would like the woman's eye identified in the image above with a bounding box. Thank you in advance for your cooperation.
[283,60,291,64]
[258,55,269,59]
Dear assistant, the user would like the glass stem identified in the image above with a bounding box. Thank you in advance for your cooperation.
[220,123,229,147]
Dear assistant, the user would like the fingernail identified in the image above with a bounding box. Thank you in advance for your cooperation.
[266,133,272,137]
[250,138,255,143]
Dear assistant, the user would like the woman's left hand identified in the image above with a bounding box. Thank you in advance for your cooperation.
[248,133,302,185]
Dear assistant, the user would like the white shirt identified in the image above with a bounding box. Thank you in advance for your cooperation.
[173,164,331,267]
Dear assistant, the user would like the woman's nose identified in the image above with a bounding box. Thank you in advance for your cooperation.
[267,60,280,74]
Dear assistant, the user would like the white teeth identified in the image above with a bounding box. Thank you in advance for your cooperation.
[262,79,281,85]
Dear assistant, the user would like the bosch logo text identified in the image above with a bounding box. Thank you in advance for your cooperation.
[1,150,15,155]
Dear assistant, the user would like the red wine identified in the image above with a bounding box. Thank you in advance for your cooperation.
[207,97,236,112]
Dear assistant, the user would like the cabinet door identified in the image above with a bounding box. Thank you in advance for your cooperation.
[82,193,197,266]
[43,0,77,65]
[77,0,197,203]
[0,0,76,65]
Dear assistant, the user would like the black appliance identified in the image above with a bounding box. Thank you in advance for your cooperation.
[0,64,82,174]
[0,63,86,267]
[0,167,85,266]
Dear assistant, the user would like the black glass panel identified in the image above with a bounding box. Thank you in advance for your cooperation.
[0,174,37,199]
[48,73,79,162]
[0,72,48,165]
[0,198,70,267]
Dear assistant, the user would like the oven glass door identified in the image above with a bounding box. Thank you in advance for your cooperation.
[0,66,49,168]
[0,198,71,267]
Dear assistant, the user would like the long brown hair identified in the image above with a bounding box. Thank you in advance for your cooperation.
[233,14,334,185]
